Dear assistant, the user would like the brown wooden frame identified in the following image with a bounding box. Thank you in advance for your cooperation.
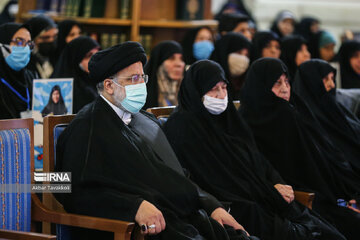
[0,229,56,240]
[41,115,142,240]
[146,106,176,118]
[145,106,315,209]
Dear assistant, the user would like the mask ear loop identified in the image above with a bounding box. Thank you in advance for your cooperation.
[0,43,11,57]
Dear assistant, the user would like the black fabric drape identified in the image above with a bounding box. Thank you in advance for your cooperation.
[0,23,38,119]
[251,31,279,62]
[280,35,307,81]
[55,96,254,240]
[210,32,251,99]
[293,59,360,173]
[51,36,99,113]
[0,22,21,44]
[144,40,182,109]
[295,17,319,41]
[240,57,360,240]
[338,40,360,89]
[181,27,213,65]
[308,31,324,60]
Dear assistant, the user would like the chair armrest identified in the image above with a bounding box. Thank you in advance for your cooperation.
[294,191,315,209]
[0,229,56,240]
[31,194,140,240]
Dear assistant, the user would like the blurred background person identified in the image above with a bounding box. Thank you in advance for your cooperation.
[251,31,281,62]
[211,32,251,99]
[26,14,58,78]
[144,40,185,108]
[181,26,215,66]
[270,10,296,39]
[51,36,100,113]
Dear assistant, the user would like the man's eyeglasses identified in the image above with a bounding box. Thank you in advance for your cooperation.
[111,74,148,84]
[10,37,35,50]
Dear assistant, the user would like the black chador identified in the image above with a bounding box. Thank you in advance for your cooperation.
[293,59,360,174]
[240,58,360,240]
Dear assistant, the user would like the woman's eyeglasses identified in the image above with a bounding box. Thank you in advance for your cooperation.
[10,37,35,50]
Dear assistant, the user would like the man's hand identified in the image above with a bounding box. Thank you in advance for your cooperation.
[211,207,249,236]
[135,200,166,235]
[274,184,294,203]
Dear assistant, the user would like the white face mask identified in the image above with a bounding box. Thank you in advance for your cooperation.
[228,53,250,77]
[203,94,228,115]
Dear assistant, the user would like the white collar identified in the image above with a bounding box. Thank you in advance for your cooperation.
[100,95,132,125]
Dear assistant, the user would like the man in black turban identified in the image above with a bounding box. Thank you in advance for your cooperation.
[55,41,257,240]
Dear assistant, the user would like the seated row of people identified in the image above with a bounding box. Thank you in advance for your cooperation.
[54,41,360,239]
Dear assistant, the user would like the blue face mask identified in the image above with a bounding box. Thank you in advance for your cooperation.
[5,46,31,71]
[193,40,214,60]
[113,81,147,113]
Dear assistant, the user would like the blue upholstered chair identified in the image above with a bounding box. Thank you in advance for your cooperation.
[0,118,56,239]
[42,115,141,240]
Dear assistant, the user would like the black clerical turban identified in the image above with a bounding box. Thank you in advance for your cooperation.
[89,41,147,83]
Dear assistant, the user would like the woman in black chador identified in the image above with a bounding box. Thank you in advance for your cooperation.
[41,85,67,116]
[51,36,99,113]
[280,35,310,81]
[338,40,360,89]
[240,57,360,240]
[163,59,346,240]
[210,32,251,99]
[293,59,360,174]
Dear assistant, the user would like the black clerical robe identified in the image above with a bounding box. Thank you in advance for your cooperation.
[55,96,254,240]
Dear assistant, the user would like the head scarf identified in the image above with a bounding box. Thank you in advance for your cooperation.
[270,11,296,38]
[89,41,147,84]
[338,40,360,88]
[210,32,251,98]
[211,32,251,77]
[25,14,56,40]
[280,35,307,81]
[218,13,249,33]
[52,36,100,113]
[0,23,21,44]
[251,31,280,62]
[181,27,214,65]
[295,17,320,41]
[308,30,336,60]
[54,20,81,64]
[144,40,183,109]
[41,85,67,116]
[0,23,37,119]
[214,0,255,23]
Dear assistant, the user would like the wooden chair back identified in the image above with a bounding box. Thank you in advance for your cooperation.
[146,106,176,118]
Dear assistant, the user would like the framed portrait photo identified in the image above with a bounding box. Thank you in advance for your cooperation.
[32,78,74,117]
